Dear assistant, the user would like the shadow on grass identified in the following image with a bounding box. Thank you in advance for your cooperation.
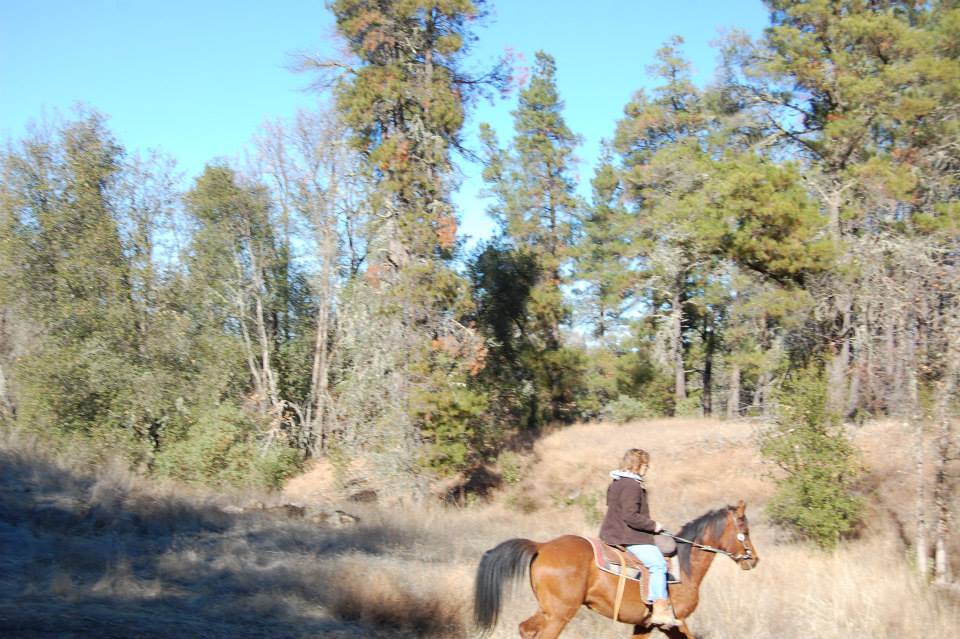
[0,449,464,638]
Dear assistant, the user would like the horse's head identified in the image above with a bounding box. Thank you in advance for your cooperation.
[724,500,759,570]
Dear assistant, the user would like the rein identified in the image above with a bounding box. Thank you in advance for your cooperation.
[661,530,753,563]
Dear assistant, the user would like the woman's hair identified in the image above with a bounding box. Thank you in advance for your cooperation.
[620,448,650,474]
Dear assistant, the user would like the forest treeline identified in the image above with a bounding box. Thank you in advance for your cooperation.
[0,0,957,549]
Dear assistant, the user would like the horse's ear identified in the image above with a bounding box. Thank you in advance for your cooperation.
[735,499,746,516]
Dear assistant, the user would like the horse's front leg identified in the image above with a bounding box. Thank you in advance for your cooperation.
[631,619,695,639]
[630,624,655,638]
[661,620,695,639]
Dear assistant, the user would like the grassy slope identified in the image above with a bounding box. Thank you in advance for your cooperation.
[0,419,956,638]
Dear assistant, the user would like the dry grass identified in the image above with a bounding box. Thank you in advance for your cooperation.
[1,418,957,638]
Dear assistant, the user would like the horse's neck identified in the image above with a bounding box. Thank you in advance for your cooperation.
[684,539,719,587]
[671,530,722,618]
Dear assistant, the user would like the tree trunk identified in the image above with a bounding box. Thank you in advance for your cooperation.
[702,319,714,416]
[827,302,852,416]
[727,363,740,419]
[234,261,267,414]
[907,328,928,579]
[932,326,957,584]
[932,408,953,584]
[846,323,865,417]
[307,154,340,455]
[671,272,686,408]
[915,416,929,581]
[888,313,902,411]
[0,359,11,421]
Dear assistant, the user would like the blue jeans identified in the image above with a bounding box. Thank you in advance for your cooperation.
[626,544,668,602]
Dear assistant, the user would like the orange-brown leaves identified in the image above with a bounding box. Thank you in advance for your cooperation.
[365,261,385,289]
[431,324,487,377]
[436,214,457,249]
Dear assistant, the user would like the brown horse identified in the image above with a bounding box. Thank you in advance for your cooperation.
[474,500,759,639]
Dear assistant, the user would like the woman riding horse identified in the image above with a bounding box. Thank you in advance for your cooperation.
[474,464,759,638]
[599,448,678,627]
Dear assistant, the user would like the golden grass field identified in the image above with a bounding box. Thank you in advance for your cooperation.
[1,418,957,638]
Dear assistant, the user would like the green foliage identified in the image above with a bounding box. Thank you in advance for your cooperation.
[323,0,505,478]
[153,403,302,488]
[601,395,657,424]
[760,367,864,549]
[496,451,526,485]
[574,155,634,338]
[2,0,957,497]
[416,385,489,475]
[477,51,585,426]
[553,489,605,526]
[713,157,836,283]
[673,395,703,418]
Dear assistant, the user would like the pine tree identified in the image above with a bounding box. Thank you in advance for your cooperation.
[480,51,585,423]
[574,150,634,339]
[722,0,958,415]
[613,37,718,413]
[319,0,503,476]
[760,366,863,549]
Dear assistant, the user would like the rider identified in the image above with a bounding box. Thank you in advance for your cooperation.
[599,448,679,628]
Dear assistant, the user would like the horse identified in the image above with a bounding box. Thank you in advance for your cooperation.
[474,500,759,639]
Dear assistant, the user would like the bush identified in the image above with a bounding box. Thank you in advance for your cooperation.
[417,385,489,476]
[673,395,703,418]
[759,366,863,549]
[496,450,526,484]
[601,395,656,423]
[153,403,303,489]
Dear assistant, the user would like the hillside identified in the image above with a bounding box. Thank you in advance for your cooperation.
[1,419,956,638]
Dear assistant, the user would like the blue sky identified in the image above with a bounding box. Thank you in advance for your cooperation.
[1,0,769,246]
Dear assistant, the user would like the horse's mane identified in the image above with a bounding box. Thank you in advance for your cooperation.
[676,506,731,577]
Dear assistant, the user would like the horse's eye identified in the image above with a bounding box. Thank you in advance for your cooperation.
[736,533,746,542]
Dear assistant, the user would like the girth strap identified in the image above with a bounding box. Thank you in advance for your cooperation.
[611,548,628,624]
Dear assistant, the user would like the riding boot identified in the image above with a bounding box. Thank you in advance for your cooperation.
[649,598,679,627]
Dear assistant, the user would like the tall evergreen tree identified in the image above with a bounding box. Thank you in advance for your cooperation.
[722,0,959,415]
[613,37,835,415]
[574,149,634,340]
[318,0,505,475]
[613,37,717,412]
[480,51,584,423]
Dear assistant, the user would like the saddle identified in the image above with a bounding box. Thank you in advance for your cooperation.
[581,536,651,602]
[582,536,682,586]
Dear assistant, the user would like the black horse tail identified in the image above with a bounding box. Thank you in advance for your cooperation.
[474,538,539,634]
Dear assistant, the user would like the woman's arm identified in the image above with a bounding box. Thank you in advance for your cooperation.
[619,483,658,532]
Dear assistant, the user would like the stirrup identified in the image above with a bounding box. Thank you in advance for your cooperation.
[666,556,681,583]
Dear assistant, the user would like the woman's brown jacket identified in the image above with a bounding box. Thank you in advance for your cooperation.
[598,475,657,546]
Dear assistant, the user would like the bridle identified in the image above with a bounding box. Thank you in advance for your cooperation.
[661,514,755,565]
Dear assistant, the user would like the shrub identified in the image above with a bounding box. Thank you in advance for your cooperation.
[673,395,703,418]
[417,385,489,475]
[497,450,526,485]
[759,366,863,549]
[153,402,302,489]
[601,395,656,423]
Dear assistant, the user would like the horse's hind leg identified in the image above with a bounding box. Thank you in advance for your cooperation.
[518,611,571,639]
[519,587,578,639]
[519,536,590,638]
[519,611,544,639]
